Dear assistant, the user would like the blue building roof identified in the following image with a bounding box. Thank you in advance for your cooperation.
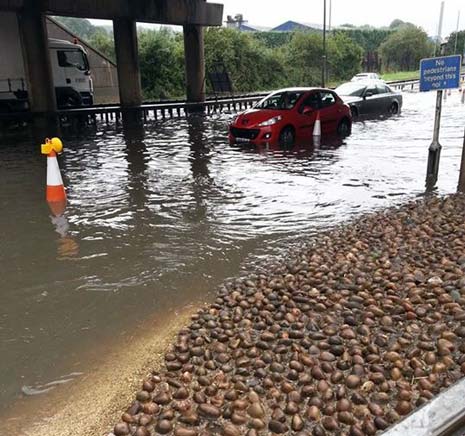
[271,20,319,32]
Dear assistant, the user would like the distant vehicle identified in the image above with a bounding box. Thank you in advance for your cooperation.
[351,72,381,82]
[335,80,403,117]
[0,12,93,112]
[228,88,352,147]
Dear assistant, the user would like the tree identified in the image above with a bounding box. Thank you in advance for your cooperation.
[204,28,287,93]
[138,29,185,100]
[285,31,363,86]
[328,32,364,80]
[444,30,465,56]
[88,31,115,62]
[285,32,324,86]
[53,16,96,39]
[380,24,434,71]
[389,19,405,29]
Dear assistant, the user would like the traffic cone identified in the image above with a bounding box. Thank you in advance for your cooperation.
[41,138,67,216]
[313,111,321,137]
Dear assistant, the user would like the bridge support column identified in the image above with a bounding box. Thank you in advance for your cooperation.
[183,25,205,112]
[17,2,56,116]
[113,18,142,108]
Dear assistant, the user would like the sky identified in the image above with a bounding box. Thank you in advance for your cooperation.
[219,0,463,36]
[91,0,464,37]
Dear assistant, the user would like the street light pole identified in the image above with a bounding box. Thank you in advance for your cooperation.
[454,11,460,54]
[322,0,327,88]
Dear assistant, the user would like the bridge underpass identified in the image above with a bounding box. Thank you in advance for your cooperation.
[0,0,223,120]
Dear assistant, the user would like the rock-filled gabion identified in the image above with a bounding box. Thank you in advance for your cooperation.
[112,195,465,436]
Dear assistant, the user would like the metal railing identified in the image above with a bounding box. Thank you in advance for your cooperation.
[0,78,26,94]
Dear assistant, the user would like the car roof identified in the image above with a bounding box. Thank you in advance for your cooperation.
[342,79,386,86]
[271,87,335,93]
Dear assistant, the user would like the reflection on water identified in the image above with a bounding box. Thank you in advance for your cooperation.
[0,90,464,416]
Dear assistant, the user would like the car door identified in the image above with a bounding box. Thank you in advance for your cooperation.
[295,91,320,140]
[360,85,379,114]
[374,84,391,112]
[318,91,340,133]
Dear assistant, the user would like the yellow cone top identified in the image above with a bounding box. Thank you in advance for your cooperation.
[41,137,63,155]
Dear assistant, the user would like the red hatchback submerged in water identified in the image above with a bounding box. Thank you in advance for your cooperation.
[229,87,352,147]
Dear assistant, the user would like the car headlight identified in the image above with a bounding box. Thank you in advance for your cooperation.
[258,115,282,127]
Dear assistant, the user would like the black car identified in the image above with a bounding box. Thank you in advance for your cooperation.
[335,80,403,118]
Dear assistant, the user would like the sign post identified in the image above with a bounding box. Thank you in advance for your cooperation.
[420,54,462,189]
[458,128,465,192]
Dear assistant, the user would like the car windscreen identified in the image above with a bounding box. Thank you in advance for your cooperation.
[335,83,366,97]
[255,91,304,110]
[57,50,89,71]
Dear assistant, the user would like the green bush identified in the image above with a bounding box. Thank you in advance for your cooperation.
[380,24,434,71]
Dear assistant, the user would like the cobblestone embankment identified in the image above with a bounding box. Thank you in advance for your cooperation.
[111,195,465,436]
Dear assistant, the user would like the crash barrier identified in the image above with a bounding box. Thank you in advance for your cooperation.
[383,377,465,436]
[1,75,464,128]
[57,94,265,127]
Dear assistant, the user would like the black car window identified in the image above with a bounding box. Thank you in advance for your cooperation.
[376,84,391,94]
[255,91,304,110]
[320,91,336,107]
[300,92,321,112]
[365,87,378,97]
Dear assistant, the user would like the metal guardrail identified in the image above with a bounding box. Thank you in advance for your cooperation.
[55,78,427,125]
[1,75,464,125]
[383,378,465,436]
[55,94,264,126]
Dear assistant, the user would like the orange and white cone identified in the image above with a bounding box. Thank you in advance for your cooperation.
[41,138,67,216]
[313,111,321,137]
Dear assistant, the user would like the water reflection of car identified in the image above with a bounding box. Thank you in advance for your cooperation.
[228,88,352,148]
[335,80,403,118]
[351,72,381,81]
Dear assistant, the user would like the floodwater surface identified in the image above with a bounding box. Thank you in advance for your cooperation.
[0,90,464,420]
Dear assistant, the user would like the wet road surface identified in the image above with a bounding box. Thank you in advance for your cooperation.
[0,90,464,418]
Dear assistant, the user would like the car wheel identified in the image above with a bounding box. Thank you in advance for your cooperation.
[337,118,351,137]
[350,106,358,118]
[279,126,295,148]
[389,102,399,115]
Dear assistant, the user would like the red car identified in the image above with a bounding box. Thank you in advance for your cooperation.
[229,87,352,147]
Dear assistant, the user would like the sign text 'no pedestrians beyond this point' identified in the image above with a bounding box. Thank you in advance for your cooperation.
[420,55,462,92]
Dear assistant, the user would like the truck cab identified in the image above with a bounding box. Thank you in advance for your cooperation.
[49,39,93,108]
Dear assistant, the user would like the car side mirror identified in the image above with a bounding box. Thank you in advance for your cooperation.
[303,106,313,115]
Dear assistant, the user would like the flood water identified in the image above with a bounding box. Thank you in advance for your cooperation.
[0,90,464,417]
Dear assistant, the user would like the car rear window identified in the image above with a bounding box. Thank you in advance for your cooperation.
[320,91,336,107]
[335,83,366,97]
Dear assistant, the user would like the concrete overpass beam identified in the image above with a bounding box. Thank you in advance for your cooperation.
[113,17,142,108]
[183,24,205,109]
[17,1,56,113]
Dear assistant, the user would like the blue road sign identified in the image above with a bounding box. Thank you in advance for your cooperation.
[420,55,462,92]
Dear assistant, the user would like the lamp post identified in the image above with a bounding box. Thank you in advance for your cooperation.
[322,0,327,88]
[454,11,460,54]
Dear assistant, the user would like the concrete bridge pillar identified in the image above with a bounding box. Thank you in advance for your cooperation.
[113,18,142,108]
[17,1,56,114]
[183,25,205,111]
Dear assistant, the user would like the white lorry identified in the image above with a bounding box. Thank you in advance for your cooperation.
[0,12,93,112]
